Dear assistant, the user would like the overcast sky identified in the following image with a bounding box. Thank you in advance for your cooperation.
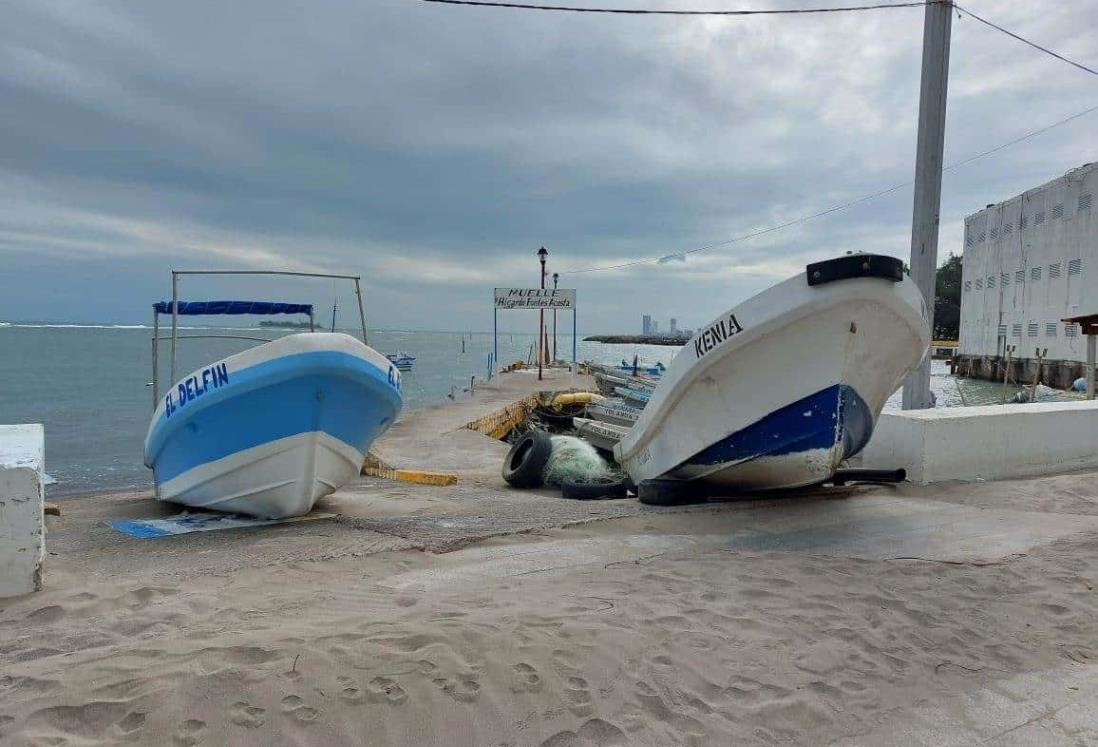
[1,0,1095,332]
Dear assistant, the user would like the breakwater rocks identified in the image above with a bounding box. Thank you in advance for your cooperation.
[584,335,686,346]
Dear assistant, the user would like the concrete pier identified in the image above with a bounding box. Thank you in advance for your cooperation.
[0,424,45,598]
[367,368,593,481]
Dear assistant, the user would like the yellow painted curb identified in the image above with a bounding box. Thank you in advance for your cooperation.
[393,469,459,486]
[362,453,459,485]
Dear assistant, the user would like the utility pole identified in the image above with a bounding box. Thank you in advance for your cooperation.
[902,0,952,411]
[537,247,548,381]
[552,272,559,363]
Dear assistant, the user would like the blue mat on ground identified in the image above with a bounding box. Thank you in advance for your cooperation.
[109,511,333,538]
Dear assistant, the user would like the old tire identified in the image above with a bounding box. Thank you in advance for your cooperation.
[561,478,629,501]
[502,430,553,488]
[637,478,703,506]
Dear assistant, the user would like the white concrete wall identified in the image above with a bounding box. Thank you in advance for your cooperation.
[861,402,1098,484]
[1,424,45,597]
[960,162,1096,362]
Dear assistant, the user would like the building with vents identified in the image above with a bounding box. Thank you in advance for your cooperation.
[955,162,1096,387]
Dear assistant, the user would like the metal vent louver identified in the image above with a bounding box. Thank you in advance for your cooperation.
[987,275,996,288]
[1035,211,1046,225]
[1051,204,1064,220]
[1012,323,1023,337]
[964,280,972,291]
[1000,272,1010,286]
[1028,322,1039,337]
[998,324,1008,336]
[1069,258,1083,275]
[974,278,983,290]
[1016,269,1026,283]
[1049,262,1061,279]
[989,226,999,240]
[1031,266,1042,280]
[1066,323,1079,337]
[1004,222,1013,235]
[1080,193,1093,211]
[1046,323,1058,336]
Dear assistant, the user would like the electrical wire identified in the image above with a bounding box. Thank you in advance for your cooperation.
[421,0,925,15]
[954,4,1098,78]
[563,102,1098,274]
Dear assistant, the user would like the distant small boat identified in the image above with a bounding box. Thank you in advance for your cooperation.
[619,360,665,377]
[594,371,656,396]
[614,386,651,405]
[386,352,416,371]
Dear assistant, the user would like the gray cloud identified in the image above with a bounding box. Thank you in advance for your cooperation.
[1,0,1095,332]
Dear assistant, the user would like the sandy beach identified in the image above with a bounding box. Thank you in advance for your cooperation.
[3,461,1098,746]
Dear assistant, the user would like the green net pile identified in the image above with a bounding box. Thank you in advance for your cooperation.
[543,435,616,487]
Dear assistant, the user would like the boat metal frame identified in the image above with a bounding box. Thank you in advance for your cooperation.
[151,270,369,407]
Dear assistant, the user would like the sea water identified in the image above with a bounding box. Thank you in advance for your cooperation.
[0,322,1031,496]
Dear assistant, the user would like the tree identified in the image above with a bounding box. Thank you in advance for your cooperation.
[934,253,962,340]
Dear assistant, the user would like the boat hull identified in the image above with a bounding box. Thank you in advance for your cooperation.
[586,399,641,427]
[615,266,929,491]
[145,333,402,518]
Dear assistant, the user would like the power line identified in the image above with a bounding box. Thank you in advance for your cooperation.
[563,102,1098,274]
[954,4,1098,78]
[421,0,925,16]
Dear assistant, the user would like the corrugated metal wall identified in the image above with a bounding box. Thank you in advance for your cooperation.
[960,162,1096,363]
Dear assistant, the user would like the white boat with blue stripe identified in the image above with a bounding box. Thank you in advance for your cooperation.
[615,254,930,492]
[144,272,401,518]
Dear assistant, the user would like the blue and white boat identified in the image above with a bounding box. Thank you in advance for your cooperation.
[386,351,416,371]
[144,279,401,518]
[614,386,652,406]
[615,255,930,492]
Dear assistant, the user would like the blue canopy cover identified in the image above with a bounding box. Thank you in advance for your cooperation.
[154,301,313,316]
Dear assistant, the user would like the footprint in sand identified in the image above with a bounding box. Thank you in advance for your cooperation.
[564,676,593,716]
[511,663,543,693]
[367,677,408,705]
[116,711,146,735]
[280,695,320,724]
[25,606,64,623]
[229,702,266,728]
[336,676,366,704]
[173,719,206,746]
[433,676,481,702]
[539,718,627,747]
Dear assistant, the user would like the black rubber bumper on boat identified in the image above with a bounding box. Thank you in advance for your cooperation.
[806,254,904,286]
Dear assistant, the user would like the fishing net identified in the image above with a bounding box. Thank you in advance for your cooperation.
[543,435,616,487]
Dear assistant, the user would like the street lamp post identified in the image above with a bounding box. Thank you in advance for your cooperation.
[552,272,559,363]
[537,247,548,381]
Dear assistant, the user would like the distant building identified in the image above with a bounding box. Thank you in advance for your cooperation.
[651,320,659,334]
[642,314,652,335]
[956,161,1096,387]
[670,318,678,334]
